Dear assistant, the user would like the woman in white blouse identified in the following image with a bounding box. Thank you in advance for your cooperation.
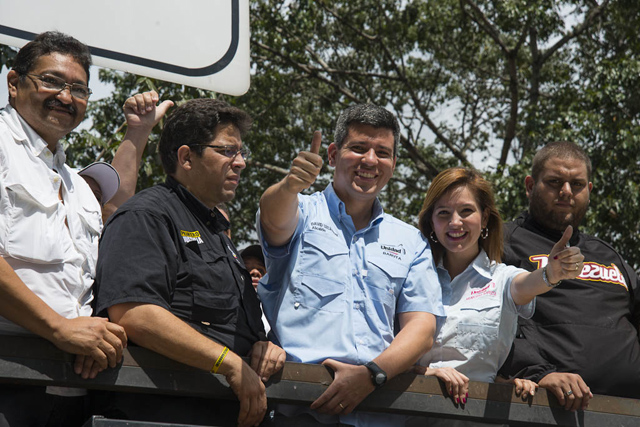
[414,168,586,407]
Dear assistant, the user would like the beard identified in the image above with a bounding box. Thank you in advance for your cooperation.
[529,188,589,232]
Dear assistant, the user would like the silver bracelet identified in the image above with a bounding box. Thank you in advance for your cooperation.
[542,266,561,288]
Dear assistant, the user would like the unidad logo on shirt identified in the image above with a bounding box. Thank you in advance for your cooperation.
[310,221,338,235]
[381,243,406,260]
[181,230,204,244]
[529,255,628,290]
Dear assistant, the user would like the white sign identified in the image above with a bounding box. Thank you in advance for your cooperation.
[0,0,250,95]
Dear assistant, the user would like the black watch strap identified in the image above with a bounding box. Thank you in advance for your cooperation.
[365,361,387,388]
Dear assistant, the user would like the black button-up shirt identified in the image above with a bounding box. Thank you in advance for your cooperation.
[94,176,265,356]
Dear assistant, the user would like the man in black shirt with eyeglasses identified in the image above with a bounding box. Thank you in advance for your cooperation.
[94,99,285,427]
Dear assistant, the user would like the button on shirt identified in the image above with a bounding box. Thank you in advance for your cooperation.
[0,105,102,333]
[418,250,533,382]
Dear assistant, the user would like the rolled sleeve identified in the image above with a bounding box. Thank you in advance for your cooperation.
[256,205,305,260]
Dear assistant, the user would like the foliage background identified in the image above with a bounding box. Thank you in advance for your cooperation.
[2,0,639,269]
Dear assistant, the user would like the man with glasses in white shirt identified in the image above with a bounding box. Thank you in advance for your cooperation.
[0,31,127,426]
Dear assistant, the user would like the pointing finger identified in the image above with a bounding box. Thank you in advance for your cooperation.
[309,131,322,155]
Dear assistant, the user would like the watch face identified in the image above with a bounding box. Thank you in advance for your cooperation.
[366,361,387,387]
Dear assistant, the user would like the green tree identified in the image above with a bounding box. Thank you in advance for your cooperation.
[2,0,639,268]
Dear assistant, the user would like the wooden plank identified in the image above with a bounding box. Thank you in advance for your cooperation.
[0,335,639,426]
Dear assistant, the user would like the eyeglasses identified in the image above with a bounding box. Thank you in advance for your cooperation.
[25,73,92,100]
[189,144,251,160]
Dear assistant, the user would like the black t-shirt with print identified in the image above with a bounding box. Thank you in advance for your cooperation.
[499,212,640,398]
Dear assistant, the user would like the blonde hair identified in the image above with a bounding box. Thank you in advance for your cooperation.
[418,167,503,264]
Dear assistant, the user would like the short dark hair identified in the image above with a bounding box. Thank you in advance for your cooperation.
[12,31,92,81]
[333,104,400,156]
[532,141,592,182]
[159,98,252,174]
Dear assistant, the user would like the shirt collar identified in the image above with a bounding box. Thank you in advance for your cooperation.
[520,211,581,246]
[323,183,385,227]
[470,249,494,279]
[165,176,230,234]
[436,249,493,280]
[2,104,66,169]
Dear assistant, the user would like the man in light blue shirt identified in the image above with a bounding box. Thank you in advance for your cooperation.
[258,104,444,425]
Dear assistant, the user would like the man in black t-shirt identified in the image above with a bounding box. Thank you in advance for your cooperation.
[94,99,285,427]
[499,141,640,412]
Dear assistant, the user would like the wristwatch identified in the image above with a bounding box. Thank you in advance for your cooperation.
[365,361,387,388]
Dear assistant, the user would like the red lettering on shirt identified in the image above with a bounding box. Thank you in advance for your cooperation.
[528,254,628,291]
[466,281,497,300]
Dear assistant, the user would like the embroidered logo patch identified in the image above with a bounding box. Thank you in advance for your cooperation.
[310,221,338,235]
[181,230,203,244]
[529,254,628,290]
[381,244,406,260]
[466,281,497,300]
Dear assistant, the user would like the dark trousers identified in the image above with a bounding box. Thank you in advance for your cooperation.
[0,385,89,427]
[91,391,241,426]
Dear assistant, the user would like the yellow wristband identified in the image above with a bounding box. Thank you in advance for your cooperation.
[211,346,229,374]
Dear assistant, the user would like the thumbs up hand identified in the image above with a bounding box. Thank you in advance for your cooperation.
[284,131,324,194]
[546,225,585,284]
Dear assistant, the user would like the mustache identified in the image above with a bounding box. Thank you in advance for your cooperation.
[45,99,76,115]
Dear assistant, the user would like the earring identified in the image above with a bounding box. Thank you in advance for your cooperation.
[429,231,438,243]
[481,228,489,239]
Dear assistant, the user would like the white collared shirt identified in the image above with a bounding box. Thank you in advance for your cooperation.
[418,249,534,382]
[0,104,102,334]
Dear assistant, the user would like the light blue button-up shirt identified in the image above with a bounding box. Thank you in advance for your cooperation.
[257,184,444,426]
[418,250,534,383]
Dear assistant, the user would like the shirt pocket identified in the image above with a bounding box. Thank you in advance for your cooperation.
[296,275,345,313]
[192,290,239,326]
[455,302,501,352]
[367,256,409,301]
[198,244,234,281]
[3,181,66,263]
[300,231,349,278]
[75,205,101,272]
[178,243,240,314]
